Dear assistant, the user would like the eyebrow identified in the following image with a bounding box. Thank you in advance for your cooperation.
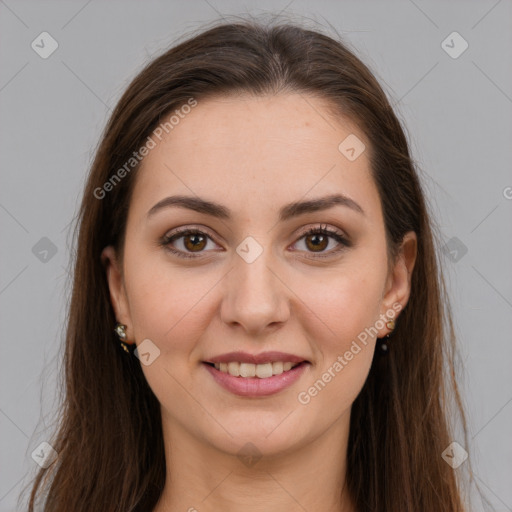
[147,193,365,221]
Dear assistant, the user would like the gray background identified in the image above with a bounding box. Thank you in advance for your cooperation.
[1,1,511,510]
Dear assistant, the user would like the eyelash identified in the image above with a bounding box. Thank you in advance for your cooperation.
[159,224,351,260]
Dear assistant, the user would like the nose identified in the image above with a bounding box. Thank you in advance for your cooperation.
[220,247,290,336]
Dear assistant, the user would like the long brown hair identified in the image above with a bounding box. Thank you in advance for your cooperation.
[22,18,473,512]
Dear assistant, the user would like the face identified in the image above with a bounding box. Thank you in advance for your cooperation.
[103,93,416,457]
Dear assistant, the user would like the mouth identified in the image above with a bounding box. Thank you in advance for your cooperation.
[203,360,304,378]
[202,360,310,397]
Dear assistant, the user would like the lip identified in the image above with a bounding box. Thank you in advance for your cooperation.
[203,361,310,397]
[204,351,308,365]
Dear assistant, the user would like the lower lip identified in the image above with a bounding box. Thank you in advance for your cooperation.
[203,362,309,397]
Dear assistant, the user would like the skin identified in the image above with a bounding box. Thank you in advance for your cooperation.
[102,93,417,512]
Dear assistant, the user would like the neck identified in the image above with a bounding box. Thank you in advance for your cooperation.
[152,411,357,512]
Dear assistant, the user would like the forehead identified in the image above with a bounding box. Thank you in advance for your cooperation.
[129,93,381,223]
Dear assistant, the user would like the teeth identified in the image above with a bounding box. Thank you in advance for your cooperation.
[212,361,301,378]
[240,362,256,377]
[228,361,239,377]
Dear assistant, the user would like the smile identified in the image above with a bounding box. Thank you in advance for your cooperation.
[209,361,301,378]
[203,361,310,397]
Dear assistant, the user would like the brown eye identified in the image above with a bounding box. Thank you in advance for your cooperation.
[304,233,329,252]
[183,233,207,252]
[160,229,219,259]
[293,226,351,258]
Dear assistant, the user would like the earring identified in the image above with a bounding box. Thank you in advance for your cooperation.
[378,318,396,354]
[114,322,131,354]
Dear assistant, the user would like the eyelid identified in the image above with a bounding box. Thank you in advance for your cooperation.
[294,223,348,241]
[163,225,219,243]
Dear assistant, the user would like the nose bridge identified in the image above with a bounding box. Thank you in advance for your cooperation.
[221,239,289,332]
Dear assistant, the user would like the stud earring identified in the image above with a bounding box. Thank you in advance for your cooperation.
[378,318,396,354]
[114,322,131,354]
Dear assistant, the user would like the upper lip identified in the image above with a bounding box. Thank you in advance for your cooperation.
[204,351,309,365]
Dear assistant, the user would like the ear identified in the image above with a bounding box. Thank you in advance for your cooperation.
[378,231,417,336]
[101,245,133,342]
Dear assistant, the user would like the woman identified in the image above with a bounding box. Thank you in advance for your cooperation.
[24,19,472,511]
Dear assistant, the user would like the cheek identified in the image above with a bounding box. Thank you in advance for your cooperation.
[295,277,381,417]
[297,260,385,392]
[123,250,220,404]
[310,264,385,346]
[123,247,218,352]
